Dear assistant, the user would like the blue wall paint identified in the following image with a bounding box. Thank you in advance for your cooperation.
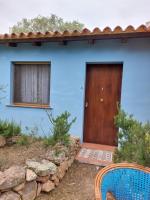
[0,38,150,138]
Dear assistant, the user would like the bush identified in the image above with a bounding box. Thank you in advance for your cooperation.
[44,111,76,147]
[114,109,150,167]
[0,120,21,138]
[16,134,29,146]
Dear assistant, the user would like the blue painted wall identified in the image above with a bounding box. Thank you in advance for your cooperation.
[0,38,150,139]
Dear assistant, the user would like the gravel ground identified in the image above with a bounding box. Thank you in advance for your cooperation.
[0,140,47,170]
[0,141,100,200]
[36,161,100,200]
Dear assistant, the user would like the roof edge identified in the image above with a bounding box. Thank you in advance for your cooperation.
[0,25,150,43]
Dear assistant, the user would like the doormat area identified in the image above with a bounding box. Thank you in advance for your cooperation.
[76,143,116,166]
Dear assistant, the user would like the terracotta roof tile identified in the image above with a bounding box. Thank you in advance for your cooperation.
[113,26,123,33]
[81,28,91,34]
[92,27,101,34]
[125,25,135,32]
[0,25,150,43]
[72,30,80,36]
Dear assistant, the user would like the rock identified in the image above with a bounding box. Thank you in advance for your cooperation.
[41,180,55,192]
[6,136,20,145]
[0,191,21,200]
[56,166,65,180]
[60,161,69,172]
[56,160,69,180]
[26,160,57,176]
[13,182,25,192]
[11,136,20,143]
[44,150,67,165]
[51,174,57,181]
[0,136,6,147]
[26,169,37,181]
[18,181,37,200]
[36,183,42,197]
[67,157,74,167]
[51,175,59,186]
[36,175,50,183]
[68,136,80,156]
[69,136,80,146]
[0,166,25,191]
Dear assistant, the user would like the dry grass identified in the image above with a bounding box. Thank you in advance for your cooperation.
[0,140,48,170]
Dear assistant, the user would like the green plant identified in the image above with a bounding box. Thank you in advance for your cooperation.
[44,111,76,147]
[43,136,56,146]
[114,108,150,167]
[0,120,21,138]
[24,126,42,142]
[10,14,84,33]
[16,134,29,146]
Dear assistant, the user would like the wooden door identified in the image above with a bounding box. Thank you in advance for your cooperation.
[83,64,123,146]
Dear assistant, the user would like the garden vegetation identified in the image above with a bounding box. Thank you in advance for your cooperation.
[114,108,150,167]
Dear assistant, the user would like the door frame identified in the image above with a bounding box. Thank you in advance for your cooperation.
[82,62,123,144]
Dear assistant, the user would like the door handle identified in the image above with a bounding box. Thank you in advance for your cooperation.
[85,102,88,108]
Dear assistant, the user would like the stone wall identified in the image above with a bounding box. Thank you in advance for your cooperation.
[0,136,80,200]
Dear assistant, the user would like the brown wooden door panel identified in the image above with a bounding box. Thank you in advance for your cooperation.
[83,64,122,146]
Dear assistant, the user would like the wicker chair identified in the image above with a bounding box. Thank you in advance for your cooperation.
[95,163,150,200]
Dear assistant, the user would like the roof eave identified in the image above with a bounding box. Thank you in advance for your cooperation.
[0,30,150,44]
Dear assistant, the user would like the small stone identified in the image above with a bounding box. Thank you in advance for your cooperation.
[69,136,78,146]
[0,166,25,191]
[11,136,20,143]
[36,175,50,183]
[51,175,56,181]
[67,157,74,167]
[26,159,57,176]
[56,160,70,180]
[60,161,69,172]
[36,183,42,197]
[6,136,20,145]
[44,149,67,165]
[0,191,21,200]
[56,166,65,180]
[26,169,37,181]
[18,181,37,200]
[51,175,59,186]
[0,136,6,147]
[70,135,80,143]
[13,182,25,192]
[41,180,55,192]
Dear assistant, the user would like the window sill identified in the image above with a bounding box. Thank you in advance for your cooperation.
[6,103,52,109]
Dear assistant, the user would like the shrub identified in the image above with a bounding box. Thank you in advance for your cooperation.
[44,111,76,147]
[0,120,21,138]
[114,109,150,167]
[24,126,42,142]
[16,134,29,146]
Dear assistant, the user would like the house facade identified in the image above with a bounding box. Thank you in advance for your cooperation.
[0,26,150,145]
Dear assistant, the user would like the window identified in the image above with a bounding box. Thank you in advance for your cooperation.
[13,62,50,107]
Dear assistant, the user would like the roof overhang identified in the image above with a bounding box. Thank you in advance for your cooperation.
[0,25,150,44]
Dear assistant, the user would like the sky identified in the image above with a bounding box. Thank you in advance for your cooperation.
[0,0,150,33]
